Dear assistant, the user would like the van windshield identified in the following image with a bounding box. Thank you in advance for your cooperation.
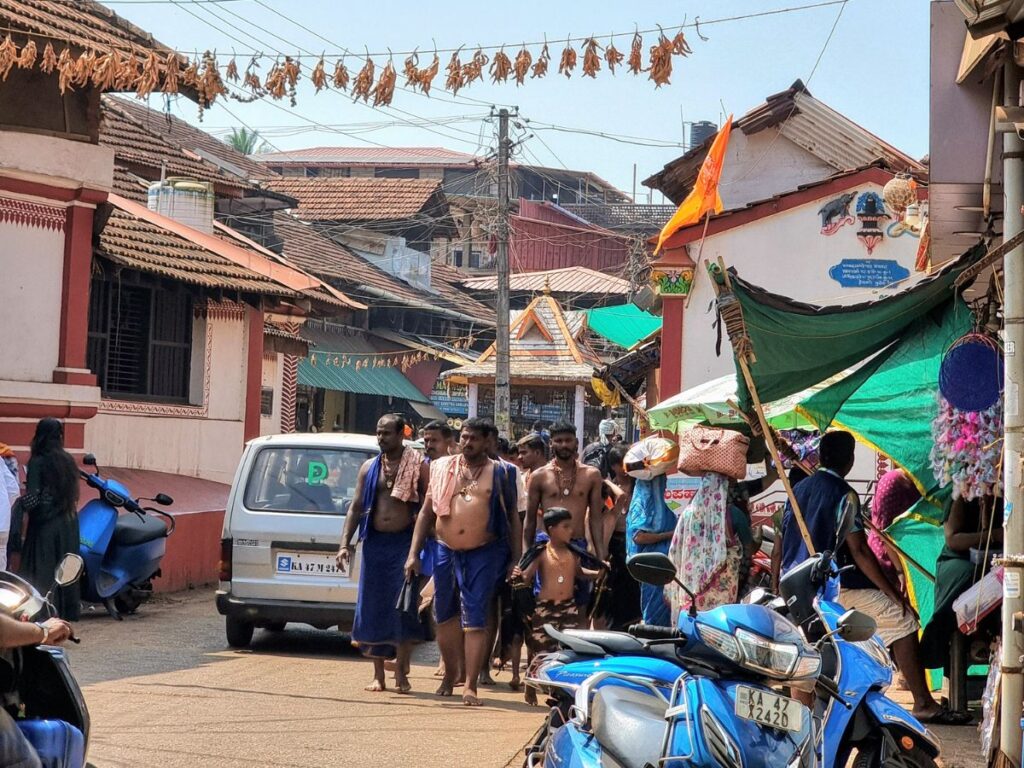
[244,447,375,515]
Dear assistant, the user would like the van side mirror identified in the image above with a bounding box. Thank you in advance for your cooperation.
[837,609,877,642]
[54,554,84,587]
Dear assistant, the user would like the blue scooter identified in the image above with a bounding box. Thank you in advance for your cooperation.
[779,554,942,768]
[525,552,828,768]
[78,454,175,619]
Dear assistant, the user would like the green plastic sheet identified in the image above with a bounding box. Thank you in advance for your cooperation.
[585,304,661,349]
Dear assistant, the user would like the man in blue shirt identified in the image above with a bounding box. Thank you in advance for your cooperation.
[778,431,952,723]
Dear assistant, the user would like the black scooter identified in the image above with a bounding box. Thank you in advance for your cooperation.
[0,554,91,767]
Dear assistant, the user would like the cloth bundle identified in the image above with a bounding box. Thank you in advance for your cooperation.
[930,393,1002,501]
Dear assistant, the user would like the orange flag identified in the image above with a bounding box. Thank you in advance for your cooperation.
[654,116,733,254]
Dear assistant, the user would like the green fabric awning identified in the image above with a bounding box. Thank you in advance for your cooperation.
[299,352,429,403]
[719,243,984,410]
[586,304,661,349]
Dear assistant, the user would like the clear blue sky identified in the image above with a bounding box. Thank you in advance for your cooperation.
[110,0,929,199]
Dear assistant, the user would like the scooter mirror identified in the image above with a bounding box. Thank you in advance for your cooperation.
[836,609,877,642]
[626,552,677,587]
[54,554,84,587]
[82,454,97,467]
[154,493,174,506]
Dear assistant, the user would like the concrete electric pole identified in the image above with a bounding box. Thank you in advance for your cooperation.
[1001,60,1024,768]
[494,107,512,438]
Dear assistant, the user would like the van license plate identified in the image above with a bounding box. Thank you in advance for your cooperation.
[275,552,345,577]
[734,686,803,732]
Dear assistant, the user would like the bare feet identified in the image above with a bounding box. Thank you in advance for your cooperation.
[433,664,446,678]
[508,676,522,692]
[395,675,412,694]
[462,690,483,707]
[524,687,538,706]
[478,671,495,687]
[435,677,455,696]
[365,679,386,692]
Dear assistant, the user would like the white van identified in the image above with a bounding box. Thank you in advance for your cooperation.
[215,432,379,648]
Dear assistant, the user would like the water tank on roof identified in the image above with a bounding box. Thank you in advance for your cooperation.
[690,121,717,150]
[147,177,215,234]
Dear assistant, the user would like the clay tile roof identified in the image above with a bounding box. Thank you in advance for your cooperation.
[270,211,495,325]
[462,266,630,296]
[106,95,274,181]
[100,100,248,193]
[262,177,446,222]
[443,294,599,384]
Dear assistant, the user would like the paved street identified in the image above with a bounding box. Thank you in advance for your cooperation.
[69,590,540,768]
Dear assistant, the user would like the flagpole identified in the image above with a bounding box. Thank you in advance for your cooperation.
[712,257,816,556]
[684,211,713,310]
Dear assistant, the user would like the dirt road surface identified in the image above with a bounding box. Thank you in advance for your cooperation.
[69,589,540,768]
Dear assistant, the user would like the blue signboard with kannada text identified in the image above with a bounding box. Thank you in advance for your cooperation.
[828,259,910,289]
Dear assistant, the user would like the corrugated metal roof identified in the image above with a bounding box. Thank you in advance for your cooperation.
[461,266,630,295]
[298,328,428,402]
[256,146,480,166]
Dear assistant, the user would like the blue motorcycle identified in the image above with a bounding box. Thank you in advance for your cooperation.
[779,554,941,768]
[78,454,175,619]
[525,551,830,768]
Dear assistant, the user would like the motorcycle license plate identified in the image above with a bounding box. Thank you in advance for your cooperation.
[275,551,345,577]
[734,686,803,732]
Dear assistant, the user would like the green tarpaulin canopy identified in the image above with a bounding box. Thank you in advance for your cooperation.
[720,243,984,410]
[797,298,974,638]
[585,303,661,349]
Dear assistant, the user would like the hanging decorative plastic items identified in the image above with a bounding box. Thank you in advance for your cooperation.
[931,332,1004,500]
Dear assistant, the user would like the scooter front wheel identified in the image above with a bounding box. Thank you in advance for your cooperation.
[853,741,937,768]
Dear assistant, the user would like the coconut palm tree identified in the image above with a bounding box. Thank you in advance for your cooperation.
[224,127,263,155]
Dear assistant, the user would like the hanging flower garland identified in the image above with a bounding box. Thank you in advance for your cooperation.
[0,25,695,109]
[930,393,1003,501]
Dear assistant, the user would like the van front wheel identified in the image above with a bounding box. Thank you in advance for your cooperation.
[226,617,254,648]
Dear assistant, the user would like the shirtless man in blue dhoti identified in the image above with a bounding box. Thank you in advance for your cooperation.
[404,417,522,706]
[339,414,427,693]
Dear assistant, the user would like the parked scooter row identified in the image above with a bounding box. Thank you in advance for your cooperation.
[78,454,175,619]
[0,554,91,767]
[523,551,940,768]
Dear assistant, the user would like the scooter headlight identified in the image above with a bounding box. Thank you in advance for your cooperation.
[0,585,24,610]
[735,629,821,682]
[697,624,742,663]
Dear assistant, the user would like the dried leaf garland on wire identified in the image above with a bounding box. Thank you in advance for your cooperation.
[162,51,180,94]
[372,58,397,106]
[135,51,161,98]
[403,50,419,87]
[462,47,488,85]
[417,53,439,95]
[282,56,300,90]
[181,57,200,88]
[531,43,550,78]
[605,39,624,72]
[558,38,577,77]
[445,48,465,94]
[648,32,674,86]
[0,36,15,81]
[581,38,601,78]
[91,50,120,91]
[333,59,350,90]
[311,56,328,92]
[40,42,57,74]
[118,50,141,90]
[513,45,532,85]
[16,40,36,70]
[199,51,226,104]
[225,56,239,82]
[56,48,73,93]
[672,31,691,55]
[490,48,512,83]
[352,55,375,102]
[628,31,644,74]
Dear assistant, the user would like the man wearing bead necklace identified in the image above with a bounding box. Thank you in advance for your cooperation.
[524,420,606,563]
[404,417,521,706]
[338,414,427,694]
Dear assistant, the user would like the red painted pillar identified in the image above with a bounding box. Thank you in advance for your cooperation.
[659,296,685,400]
[244,307,264,443]
[54,193,102,386]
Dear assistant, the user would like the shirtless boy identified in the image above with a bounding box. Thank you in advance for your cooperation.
[405,417,522,706]
[338,414,427,693]
[524,420,605,561]
[516,507,601,704]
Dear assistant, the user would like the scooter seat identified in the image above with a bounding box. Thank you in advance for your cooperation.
[112,514,167,546]
[561,629,647,656]
[591,684,667,768]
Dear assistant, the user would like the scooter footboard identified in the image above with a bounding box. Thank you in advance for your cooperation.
[863,691,941,757]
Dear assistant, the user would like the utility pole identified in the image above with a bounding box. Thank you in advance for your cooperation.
[1000,59,1024,768]
[494,108,512,438]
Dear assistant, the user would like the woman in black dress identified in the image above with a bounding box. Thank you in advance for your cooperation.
[18,418,80,620]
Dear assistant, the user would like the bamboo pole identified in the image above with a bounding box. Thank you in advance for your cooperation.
[683,212,713,310]
[713,257,817,555]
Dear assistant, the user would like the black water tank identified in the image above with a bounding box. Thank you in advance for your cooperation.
[690,120,717,149]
